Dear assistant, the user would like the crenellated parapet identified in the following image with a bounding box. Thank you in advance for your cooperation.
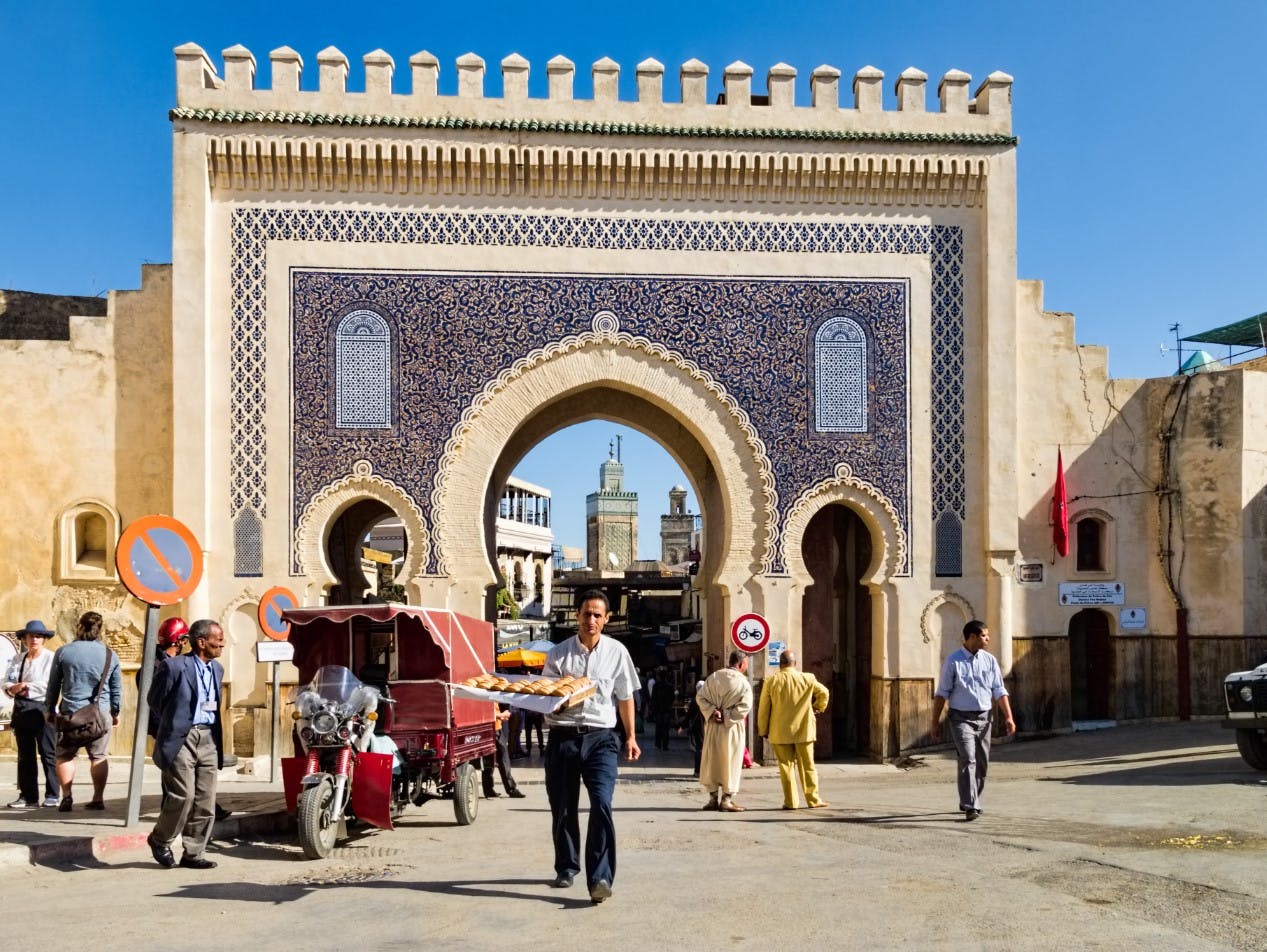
[173,44,1014,206]
[173,43,1014,140]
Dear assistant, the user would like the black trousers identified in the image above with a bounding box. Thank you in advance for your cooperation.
[482,719,519,794]
[12,701,58,802]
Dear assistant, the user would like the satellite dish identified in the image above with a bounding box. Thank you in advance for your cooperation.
[608,552,620,567]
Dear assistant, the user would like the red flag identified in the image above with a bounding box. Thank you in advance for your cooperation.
[1051,449,1069,557]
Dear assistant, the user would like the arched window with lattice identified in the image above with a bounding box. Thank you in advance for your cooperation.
[335,309,392,429]
[814,315,868,433]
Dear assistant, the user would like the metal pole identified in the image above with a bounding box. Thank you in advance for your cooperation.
[125,604,160,827]
[270,661,280,783]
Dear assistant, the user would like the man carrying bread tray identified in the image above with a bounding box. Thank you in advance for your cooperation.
[543,589,641,904]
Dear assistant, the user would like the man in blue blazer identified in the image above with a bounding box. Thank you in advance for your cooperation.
[146,619,225,870]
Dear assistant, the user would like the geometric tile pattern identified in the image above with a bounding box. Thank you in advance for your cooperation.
[929,225,966,573]
[814,315,868,433]
[228,208,965,577]
[335,309,392,429]
[290,271,909,576]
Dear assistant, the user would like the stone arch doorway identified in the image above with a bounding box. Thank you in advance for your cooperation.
[1069,608,1114,721]
[800,504,874,757]
[431,335,775,660]
[325,499,404,605]
[294,459,428,604]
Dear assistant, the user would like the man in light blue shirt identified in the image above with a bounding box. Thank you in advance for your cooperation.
[931,619,1015,820]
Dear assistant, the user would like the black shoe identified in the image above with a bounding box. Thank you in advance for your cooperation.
[965,809,982,821]
[550,872,575,888]
[179,855,217,870]
[57,797,73,813]
[484,789,500,798]
[214,804,232,821]
[147,834,175,869]
[589,879,612,903]
[508,789,526,799]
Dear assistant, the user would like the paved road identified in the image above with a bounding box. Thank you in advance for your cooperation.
[2,722,1265,950]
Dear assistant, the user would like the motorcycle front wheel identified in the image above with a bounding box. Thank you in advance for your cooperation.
[452,761,479,826]
[297,778,339,859]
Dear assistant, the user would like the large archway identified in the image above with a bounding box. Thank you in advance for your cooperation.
[430,329,776,658]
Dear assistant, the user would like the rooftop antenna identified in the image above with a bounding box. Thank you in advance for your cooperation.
[1168,322,1183,374]
[615,433,622,463]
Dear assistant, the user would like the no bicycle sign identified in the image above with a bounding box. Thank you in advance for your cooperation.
[730,613,771,654]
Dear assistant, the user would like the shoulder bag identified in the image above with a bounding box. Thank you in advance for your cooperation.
[55,648,113,743]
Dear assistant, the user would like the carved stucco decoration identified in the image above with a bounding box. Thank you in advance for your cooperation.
[295,459,429,590]
[51,584,143,665]
[919,591,977,644]
[432,310,779,580]
[782,462,907,584]
[218,585,262,633]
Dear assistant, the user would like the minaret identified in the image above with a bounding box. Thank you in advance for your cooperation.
[585,438,638,571]
[660,485,694,565]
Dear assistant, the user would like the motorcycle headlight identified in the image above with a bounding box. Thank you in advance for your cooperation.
[312,711,338,735]
[1241,685,1254,703]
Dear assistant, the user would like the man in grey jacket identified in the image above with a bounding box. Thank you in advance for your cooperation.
[45,611,121,812]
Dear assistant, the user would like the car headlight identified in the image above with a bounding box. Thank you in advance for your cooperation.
[1241,686,1254,703]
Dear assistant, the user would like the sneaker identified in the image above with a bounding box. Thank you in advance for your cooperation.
[7,798,37,810]
[42,796,61,808]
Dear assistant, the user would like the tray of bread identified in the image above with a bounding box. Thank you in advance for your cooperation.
[452,673,597,713]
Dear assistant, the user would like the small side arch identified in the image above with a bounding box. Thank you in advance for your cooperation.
[56,499,122,583]
[294,460,429,599]
[782,463,907,585]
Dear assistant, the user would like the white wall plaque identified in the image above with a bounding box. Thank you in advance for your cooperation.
[1059,582,1124,606]
[1120,607,1147,630]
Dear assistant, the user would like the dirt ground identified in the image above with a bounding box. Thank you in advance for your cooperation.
[2,720,1265,951]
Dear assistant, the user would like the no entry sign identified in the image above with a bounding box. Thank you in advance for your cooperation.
[117,515,203,606]
[730,612,771,654]
[257,586,299,641]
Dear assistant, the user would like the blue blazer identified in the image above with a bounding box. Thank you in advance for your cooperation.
[148,654,224,771]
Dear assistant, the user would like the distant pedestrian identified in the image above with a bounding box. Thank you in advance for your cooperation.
[483,704,526,798]
[522,709,545,755]
[696,651,752,811]
[2,620,60,808]
[931,619,1015,821]
[146,619,225,869]
[651,670,676,750]
[683,680,705,777]
[45,611,121,812]
[757,648,830,810]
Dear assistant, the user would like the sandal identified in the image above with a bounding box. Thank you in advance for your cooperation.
[85,801,106,811]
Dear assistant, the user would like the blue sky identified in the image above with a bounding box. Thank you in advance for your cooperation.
[3,1,1264,556]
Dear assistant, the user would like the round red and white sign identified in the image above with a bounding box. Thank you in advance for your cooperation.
[730,613,771,654]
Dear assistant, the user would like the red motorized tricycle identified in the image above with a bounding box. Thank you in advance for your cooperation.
[280,604,497,858]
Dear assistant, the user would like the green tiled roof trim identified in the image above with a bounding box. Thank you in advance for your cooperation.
[169,107,1017,147]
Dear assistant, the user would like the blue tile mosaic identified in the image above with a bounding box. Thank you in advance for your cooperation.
[227,209,965,578]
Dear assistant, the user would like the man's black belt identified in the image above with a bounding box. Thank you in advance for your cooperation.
[551,725,612,736]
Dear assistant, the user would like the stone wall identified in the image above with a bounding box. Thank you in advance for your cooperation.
[0,290,107,341]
